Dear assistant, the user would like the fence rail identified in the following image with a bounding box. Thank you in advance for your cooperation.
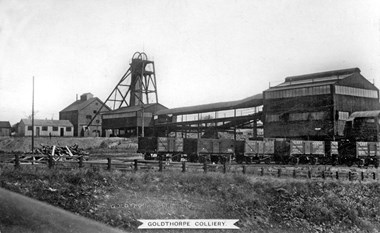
[2,154,379,182]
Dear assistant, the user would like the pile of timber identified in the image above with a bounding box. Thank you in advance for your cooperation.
[20,144,89,162]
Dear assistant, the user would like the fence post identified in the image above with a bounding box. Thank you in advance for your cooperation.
[336,171,339,180]
[203,160,207,173]
[261,167,264,176]
[182,161,186,173]
[134,159,138,171]
[373,172,376,180]
[242,165,246,174]
[79,156,83,168]
[223,163,227,174]
[48,155,53,169]
[361,171,364,181]
[348,171,352,181]
[107,157,112,171]
[293,169,296,178]
[307,170,311,179]
[159,159,163,172]
[14,154,20,169]
[278,168,282,178]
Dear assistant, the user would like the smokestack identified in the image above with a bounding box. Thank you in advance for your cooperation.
[76,94,78,101]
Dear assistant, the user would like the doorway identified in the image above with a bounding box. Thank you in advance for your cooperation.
[36,127,40,137]
[60,128,64,137]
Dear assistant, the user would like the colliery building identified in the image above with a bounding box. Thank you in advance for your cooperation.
[263,68,380,140]
[101,103,167,137]
[60,93,110,137]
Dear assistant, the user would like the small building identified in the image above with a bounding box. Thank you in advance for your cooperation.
[17,119,74,137]
[102,103,167,137]
[263,68,380,140]
[0,121,11,136]
[60,93,111,137]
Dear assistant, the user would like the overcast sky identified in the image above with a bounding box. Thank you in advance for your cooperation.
[1,0,380,125]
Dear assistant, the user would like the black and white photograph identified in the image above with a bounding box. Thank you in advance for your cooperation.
[1,0,380,232]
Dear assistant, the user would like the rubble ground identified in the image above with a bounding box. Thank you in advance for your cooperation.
[0,166,379,233]
[0,136,137,153]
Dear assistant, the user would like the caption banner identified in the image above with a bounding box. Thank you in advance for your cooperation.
[138,219,239,229]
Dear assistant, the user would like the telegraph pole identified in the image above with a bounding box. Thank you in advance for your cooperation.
[32,76,35,156]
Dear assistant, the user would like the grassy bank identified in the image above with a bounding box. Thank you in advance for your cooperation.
[0,166,380,232]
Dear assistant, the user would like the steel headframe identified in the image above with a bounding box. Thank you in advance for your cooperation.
[87,52,159,128]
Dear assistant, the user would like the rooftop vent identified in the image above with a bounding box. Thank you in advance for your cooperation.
[80,93,94,101]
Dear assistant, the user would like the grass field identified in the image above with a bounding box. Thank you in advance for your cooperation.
[1,165,380,233]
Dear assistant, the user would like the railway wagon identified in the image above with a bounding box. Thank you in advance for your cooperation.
[236,139,328,165]
[236,140,275,164]
[137,137,183,160]
[338,141,380,167]
[184,138,238,163]
[287,140,325,164]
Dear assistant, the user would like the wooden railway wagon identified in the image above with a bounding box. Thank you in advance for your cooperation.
[137,137,183,160]
[236,139,340,165]
[338,141,380,167]
[236,140,275,164]
[184,138,238,163]
[138,137,240,163]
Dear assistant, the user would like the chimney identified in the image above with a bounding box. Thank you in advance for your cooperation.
[76,94,78,101]
[80,93,94,101]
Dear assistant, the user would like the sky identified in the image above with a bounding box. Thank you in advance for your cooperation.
[1,0,380,125]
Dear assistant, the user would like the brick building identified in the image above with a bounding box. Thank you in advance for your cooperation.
[60,93,110,137]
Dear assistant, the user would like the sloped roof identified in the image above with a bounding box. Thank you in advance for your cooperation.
[347,110,380,121]
[156,93,263,116]
[102,103,167,115]
[60,97,111,112]
[0,121,11,128]
[20,119,73,127]
[266,68,360,92]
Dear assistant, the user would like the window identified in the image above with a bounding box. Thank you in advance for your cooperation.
[66,127,72,131]
[42,126,48,131]
[288,112,326,121]
[266,114,280,122]
[93,110,97,114]
[27,126,33,131]
[53,127,58,131]
[216,110,235,118]
[265,85,331,99]
[236,107,256,116]
[95,120,100,123]
[335,85,378,98]
[338,111,349,120]
[86,115,92,119]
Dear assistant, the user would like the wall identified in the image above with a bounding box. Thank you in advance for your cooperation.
[59,111,78,136]
[263,93,334,139]
[20,125,74,137]
[0,128,10,136]
[77,99,107,137]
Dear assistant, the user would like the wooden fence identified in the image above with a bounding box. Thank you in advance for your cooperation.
[3,154,379,182]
